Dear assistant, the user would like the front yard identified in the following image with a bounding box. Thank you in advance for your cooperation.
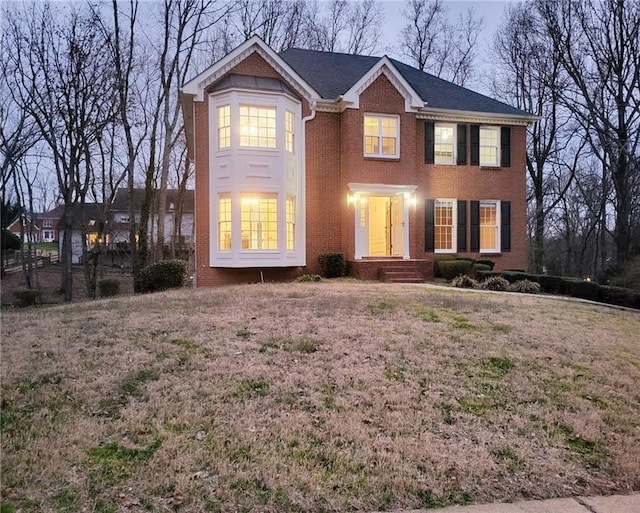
[1,282,639,512]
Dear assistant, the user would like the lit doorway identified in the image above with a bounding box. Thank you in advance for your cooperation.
[367,195,404,257]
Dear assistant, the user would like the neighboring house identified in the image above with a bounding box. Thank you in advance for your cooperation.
[56,204,105,264]
[181,37,537,286]
[109,188,194,249]
[7,206,63,243]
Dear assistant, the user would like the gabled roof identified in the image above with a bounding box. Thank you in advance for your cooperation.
[111,188,195,214]
[278,48,529,118]
[56,203,106,230]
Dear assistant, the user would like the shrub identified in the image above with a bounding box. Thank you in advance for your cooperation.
[318,252,345,278]
[475,259,495,270]
[609,255,640,291]
[509,279,541,294]
[2,228,20,250]
[471,263,492,278]
[566,279,601,301]
[598,285,640,309]
[13,288,40,307]
[296,274,321,282]
[439,259,473,280]
[537,275,564,294]
[98,278,121,297]
[433,255,457,278]
[481,275,510,291]
[139,259,189,293]
[451,274,478,289]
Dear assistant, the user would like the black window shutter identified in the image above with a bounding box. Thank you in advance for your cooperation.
[470,200,480,252]
[501,201,511,252]
[456,125,467,165]
[457,200,467,251]
[425,122,435,164]
[425,199,435,252]
[470,125,479,165]
[501,126,511,167]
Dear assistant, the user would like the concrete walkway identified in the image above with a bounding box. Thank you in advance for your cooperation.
[387,494,640,513]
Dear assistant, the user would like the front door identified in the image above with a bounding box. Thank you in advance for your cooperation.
[367,195,404,257]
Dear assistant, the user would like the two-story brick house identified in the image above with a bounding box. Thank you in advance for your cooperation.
[181,37,537,286]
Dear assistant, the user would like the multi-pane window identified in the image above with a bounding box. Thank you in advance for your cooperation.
[218,194,232,250]
[434,125,455,164]
[239,106,276,148]
[240,194,278,249]
[364,115,399,157]
[480,201,499,252]
[434,200,455,252]
[218,105,231,149]
[480,127,499,166]
[286,195,295,250]
[285,110,294,153]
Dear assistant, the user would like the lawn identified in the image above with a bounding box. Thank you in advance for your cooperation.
[1,281,639,512]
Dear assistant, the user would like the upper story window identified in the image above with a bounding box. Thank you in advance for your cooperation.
[434,124,455,164]
[218,105,231,149]
[480,200,500,252]
[434,199,456,253]
[240,105,276,148]
[364,114,399,158]
[285,110,294,153]
[480,127,500,166]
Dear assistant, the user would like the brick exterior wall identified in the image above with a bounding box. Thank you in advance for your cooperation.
[193,53,528,286]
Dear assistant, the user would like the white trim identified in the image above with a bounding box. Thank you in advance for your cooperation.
[363,113,400,158]
[182,36,319,103]
[348,183,417,194]
[479,199,501,254]
[342,57,423,111]
[434,198,457,254]
[417,108,538,126]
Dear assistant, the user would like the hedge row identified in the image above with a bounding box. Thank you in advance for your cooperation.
[475,270,640,309]
[434,256,495,281]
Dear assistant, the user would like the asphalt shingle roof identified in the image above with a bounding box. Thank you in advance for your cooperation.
[279,48,528,117]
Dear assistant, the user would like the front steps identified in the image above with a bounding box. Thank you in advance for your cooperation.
[378,261,425,283]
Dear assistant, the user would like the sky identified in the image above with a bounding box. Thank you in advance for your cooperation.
[377,0,520,92]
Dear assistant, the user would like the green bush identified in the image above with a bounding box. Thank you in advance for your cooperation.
[433,255,457,278]
[565,279,601,301]
[318,252,345,278]
[598,285,640,309]
[509,279,541,294]
[139,259,189,293]
[471,263,491,278]
[13,288,40,307]
[2,228,21,250]
[439,259,473,280]
[98,278,121,297]
[296,274,322,282]
[537,275,564,293]
[451,274,478,289]
[475,259,495,270]
[481,275,510,291]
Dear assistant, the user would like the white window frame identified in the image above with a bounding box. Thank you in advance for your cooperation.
[434,124,456,165]
[363,114,400,158]
[479,126,500,167]
[240,193,278,251]
[479,200,500,253]
[218,193,232,251]
[217,105,231,149]
[285,110,294,153]
[239,105,277,149]
[434,199,457,253]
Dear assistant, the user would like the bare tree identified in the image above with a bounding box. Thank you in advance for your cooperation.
[536,0,640,267]
[3,2,118,301]
[399,0,482,85]
[492,2,576,273]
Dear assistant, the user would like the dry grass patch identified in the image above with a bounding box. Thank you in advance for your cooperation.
[1,282,639,512]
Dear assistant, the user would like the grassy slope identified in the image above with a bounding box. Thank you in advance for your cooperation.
[1,282,639,512]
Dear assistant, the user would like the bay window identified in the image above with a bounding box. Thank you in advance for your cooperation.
[239,106,277,148]
[218,194,231,250]
[241,194,278,250]
[218,105,231,149]
[286,195,295,251]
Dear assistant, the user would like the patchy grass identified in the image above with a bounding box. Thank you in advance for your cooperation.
[1,281,639,511]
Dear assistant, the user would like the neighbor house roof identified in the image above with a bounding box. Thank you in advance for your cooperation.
[55,203,105,230]
[278,48,527,117]
[111,189,195,213]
